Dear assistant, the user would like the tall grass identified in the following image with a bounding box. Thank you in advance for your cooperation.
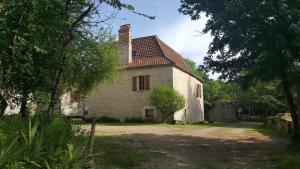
[0,114,87,169]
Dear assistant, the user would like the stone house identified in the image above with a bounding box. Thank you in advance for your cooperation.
[62,24,204,123]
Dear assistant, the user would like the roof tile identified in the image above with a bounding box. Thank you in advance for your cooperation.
[121,36,201,81]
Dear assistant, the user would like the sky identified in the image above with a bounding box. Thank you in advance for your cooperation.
[105,0,212,67]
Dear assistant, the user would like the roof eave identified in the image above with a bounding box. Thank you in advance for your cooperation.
[173,65,204,83]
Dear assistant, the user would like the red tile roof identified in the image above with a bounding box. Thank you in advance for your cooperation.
[127,36,171,67]
[156,37,194,75]
[121,36,201,81]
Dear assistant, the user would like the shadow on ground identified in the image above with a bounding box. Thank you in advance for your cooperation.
[93,128,287,169]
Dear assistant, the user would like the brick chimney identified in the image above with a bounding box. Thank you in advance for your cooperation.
[118,24,132,65]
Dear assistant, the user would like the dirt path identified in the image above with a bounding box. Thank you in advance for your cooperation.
[93,123,288,169]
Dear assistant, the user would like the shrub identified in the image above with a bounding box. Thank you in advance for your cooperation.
[150,85,185,123]
[124,117,144,123]
[0,114,87,169]
[99,116,120,123]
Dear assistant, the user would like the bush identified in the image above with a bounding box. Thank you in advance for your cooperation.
[124,117,144,123]
[0,114,87,169]
[150,85,185,123]
[98,116,120,123]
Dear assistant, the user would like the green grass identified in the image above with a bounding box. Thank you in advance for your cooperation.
[154,121,263,129]
[76,119,254,129]
[250,127,290,140]
[93,135,161,169]
[246,126,300,169]
[272,144,300,169]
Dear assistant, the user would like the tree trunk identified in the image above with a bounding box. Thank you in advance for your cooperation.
[282,78,299,142]
[46,0,71,117]
[296,84,300,117]
[46,0,93,117]
[20,91,28,119]
[47,64,64,117]
[0,93,7,117]
[161,115,167,124]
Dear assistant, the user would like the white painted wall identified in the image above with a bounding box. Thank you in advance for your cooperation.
[61,92,82,115]
[172,67,204,123]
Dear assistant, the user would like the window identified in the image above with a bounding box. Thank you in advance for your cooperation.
[132,76,137,91]
[139,76,145,90]
[196,84,202,98]
[132,75,150,91]
[132,50,139,57]
[145,109,154,118]
[70,93,80,103]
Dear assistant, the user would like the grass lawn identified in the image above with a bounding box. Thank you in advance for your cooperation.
[272,144,300,169]
[245,126,300,169]
[93,133,161,169]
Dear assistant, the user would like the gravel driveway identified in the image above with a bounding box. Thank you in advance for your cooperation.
[93,123,288,169]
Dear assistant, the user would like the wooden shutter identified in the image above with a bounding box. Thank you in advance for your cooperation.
[70,93,80,103]
[132,76,137,91]
[199,84,202,98]
[196,84,201,98]
[145,75,150,90]
[197,84,202,98]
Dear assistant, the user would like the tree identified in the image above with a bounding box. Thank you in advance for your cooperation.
[185,59,236,113]
[62,36,118,95]
[0,0,65,118]
[239,81,286,116]
[180,0,300,142]
[45,0,154,116]
[0,0,153,118]
[150,85,185,123]
[0,94,7,117]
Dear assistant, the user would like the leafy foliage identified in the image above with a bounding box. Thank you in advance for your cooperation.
[185,59,236,112]
[179,0,300,140]
[179,0,300,80]
[63,37,118,95]
[150,85,185,123]
[0,115,87,168]
[0,0,152,116]
[186,59,286,116]
[239,81,287,116]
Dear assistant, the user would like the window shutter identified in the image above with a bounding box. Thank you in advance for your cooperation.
[196,84,201,98]
[199,84,202,98]
[70,93,80,103]
[145,75,150,90]
[132,76,137,91]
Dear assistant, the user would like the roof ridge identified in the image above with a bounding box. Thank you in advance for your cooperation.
[154,36,176,64]
[155,37,193,73]
[132,35,157,40]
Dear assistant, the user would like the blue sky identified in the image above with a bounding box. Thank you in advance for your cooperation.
[105,0,211,67]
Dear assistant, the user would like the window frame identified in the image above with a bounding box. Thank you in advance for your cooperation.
[145,109,155,118]
[133,75,150,91]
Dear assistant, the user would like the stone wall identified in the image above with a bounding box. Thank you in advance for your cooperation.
[208,101,237,122]
[264,115,293,133]
[83,65,173,122]
[61,65,205,123]
[172,67,204,123]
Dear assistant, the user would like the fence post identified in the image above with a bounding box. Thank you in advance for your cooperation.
[85,117,96,169]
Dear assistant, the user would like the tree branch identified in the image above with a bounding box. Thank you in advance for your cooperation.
[70,4,94,31]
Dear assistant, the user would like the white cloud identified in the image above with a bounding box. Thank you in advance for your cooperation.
[155,16,211,65]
